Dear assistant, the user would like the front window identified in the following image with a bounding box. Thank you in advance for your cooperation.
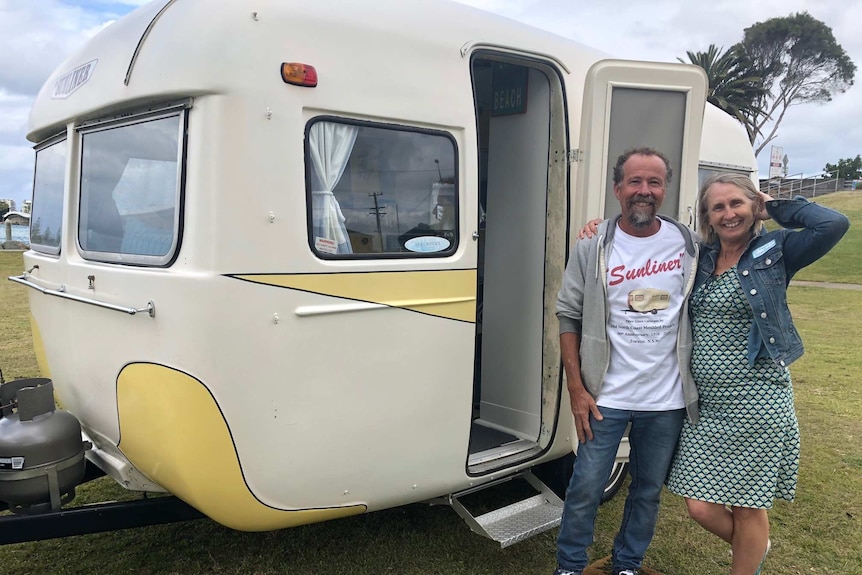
[30,137,67,254]
[78,111,184,265]
[306,119,458,257]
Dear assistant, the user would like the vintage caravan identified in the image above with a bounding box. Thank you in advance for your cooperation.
[4,0,756,545]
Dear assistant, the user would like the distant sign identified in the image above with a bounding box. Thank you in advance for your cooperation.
[491,63,528,116]
[769,145,783,178]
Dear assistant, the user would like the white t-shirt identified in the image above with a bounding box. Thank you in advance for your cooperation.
[597,220,687,411]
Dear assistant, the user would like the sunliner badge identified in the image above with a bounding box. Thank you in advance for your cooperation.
[52,60,98,99]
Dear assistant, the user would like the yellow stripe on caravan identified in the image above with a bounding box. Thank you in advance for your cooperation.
[117,363,365,531]
[233,269,477,322]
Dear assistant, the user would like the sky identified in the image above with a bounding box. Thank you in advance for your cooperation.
[1,0,860,210]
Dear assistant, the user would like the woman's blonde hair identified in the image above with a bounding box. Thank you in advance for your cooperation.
[697,173,764,244]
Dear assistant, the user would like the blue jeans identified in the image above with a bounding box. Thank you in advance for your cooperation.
[556,407,685,573]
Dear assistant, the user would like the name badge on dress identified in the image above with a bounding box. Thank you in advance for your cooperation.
[752,239,776,259]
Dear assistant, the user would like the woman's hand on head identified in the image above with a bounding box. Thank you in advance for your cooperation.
[757,191,773,221]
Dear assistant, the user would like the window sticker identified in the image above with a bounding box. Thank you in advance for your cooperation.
[404,236,451,253]
[315,236,338,254]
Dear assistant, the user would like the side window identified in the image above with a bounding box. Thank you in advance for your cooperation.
[78,112,183,265]
[30,137,67,254]
[306,119,457,257]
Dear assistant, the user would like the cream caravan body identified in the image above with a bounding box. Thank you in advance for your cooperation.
[15,0,756,540]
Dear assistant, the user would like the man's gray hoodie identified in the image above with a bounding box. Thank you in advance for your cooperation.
[556,215,700,424]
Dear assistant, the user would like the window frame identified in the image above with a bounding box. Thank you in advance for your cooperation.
[29,133,68,255]
[76,104,188,267]
[304,116,460,260]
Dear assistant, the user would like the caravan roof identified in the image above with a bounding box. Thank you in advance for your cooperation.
[28,0,606,143]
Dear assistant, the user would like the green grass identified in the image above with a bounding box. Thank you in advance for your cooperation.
[790,191,862,283]
[1,190,861,575]
[0,252,37,380]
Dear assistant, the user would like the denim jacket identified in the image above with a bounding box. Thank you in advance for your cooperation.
[695,196,850,367]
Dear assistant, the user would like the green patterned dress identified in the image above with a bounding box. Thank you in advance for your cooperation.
[666,268,799,508]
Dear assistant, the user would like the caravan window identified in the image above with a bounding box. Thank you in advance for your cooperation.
[305,119,458,257]
[78,111,184,265]
[30,137,67,254]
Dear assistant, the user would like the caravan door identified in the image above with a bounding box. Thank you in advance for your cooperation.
[468,52,569,473]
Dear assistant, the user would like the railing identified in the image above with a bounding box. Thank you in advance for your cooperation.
[760,173,846,199]
[8,274,155,317]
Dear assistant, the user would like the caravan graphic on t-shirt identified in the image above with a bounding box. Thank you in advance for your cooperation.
[624,288,671,314]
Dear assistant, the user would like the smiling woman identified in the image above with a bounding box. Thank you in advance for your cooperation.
[667,173,850,574]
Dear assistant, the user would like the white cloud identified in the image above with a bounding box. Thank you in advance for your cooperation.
[1,0,859,210]
[0,1,105,96]
[0,92,31,136]
[455,0,862,177]
[0,144,33,172]
[0,143,35,208]
[0,0,130,207]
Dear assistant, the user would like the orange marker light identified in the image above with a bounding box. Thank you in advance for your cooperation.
[281,63,318,87]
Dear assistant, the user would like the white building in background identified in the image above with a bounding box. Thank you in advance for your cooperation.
[0,198,17,211]
[2,211,30,225]
[22,200,32,214]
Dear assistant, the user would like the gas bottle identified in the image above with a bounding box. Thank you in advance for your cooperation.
[0,378,87,513]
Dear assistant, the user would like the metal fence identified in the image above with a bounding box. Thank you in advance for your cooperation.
[760,174,850,199]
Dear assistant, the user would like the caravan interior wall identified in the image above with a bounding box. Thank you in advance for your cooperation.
[478,65,550,440]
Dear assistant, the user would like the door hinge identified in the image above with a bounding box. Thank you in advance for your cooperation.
[567,149,583,164]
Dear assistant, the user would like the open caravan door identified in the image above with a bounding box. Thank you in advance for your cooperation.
[577,59,707,224]
[572,60,707,493]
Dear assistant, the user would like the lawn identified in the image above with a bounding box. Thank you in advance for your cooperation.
[789,191,862,283]
[0,191,859,574]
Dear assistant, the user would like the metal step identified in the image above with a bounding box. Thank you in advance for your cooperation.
[446,472,563,548]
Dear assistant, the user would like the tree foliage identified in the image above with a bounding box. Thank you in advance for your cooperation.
[680,44,767,130]
[740,11,856,156]
[823,155,862,180]
[0,200,9,219]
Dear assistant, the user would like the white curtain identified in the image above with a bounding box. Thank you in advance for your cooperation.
[309,122,359,254]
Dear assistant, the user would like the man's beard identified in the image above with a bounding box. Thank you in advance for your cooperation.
[626,198,656,229]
